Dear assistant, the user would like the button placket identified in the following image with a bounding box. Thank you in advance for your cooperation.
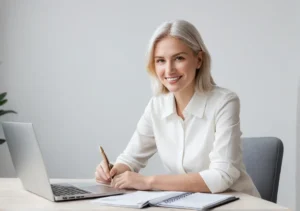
[178,117,187,173]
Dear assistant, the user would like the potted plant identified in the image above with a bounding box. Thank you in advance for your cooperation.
[0,92,17,144]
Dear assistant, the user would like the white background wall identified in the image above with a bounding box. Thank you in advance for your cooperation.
[0,0,299,210]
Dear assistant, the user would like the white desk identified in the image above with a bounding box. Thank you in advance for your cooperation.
[0,178,290,210]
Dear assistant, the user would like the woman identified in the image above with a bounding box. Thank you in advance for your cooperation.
[95,20,260,197]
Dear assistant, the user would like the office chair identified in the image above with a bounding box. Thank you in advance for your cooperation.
[242,137,284,203]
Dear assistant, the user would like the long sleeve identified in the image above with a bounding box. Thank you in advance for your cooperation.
[199,93,242,193]
[115,99,157,172]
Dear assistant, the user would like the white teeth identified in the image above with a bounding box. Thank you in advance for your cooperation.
[166,77,180,81]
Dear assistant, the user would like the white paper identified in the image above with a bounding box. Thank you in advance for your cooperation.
[91,190,177,208]
[157,193,234,209]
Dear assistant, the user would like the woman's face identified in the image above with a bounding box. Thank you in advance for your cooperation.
[154,36,202,94]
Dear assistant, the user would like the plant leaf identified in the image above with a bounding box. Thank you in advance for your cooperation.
[0,92,7,102]
[0,139,5,144]
[0,99,7,106]
[0,110,17,116]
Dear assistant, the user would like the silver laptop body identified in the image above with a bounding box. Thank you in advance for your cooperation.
[2,122,125,202]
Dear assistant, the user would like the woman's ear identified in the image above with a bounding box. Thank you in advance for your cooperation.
[197,51,203,69]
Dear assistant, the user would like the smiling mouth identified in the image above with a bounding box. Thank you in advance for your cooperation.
[165,76,182,82]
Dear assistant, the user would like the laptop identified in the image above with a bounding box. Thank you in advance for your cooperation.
[2,121,126,202]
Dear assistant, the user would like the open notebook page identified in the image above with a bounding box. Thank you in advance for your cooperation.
[156,192,237,210]
[92,190,184,208]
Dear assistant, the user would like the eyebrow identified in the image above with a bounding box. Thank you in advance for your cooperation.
[154,52,188,59]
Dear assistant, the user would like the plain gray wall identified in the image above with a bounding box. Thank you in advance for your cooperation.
[0,0,299,210]
[297,78,300,211]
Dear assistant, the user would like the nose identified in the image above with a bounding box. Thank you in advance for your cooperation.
[165,61,175,74]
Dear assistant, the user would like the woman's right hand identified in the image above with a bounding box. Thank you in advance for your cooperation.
[95,161,116,184]
[95,162,132,184]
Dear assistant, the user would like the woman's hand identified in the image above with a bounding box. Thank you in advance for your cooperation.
[95,162,131,184]
[95,160,114,184]
[111,171,152,190]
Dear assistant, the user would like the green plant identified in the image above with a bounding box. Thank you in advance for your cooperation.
[0,92,17,116]
[0,92,17,144]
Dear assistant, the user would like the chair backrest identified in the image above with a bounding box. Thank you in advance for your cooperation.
[242,137,284,203]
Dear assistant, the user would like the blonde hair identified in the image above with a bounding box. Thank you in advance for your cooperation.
[146,20,216,95]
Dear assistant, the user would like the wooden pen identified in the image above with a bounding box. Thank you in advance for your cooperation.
[99,146,113,179]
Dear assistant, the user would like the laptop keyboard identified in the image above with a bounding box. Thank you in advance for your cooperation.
[51,184,90,196]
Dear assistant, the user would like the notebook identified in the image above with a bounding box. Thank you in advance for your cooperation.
[92,190,239,210]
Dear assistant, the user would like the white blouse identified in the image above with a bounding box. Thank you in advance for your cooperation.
[115,86,260,197]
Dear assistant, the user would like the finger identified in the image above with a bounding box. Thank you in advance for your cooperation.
[100,161,111,179]
[96,164,105,177]
[112,173,122,179]
[118,183,127,189]
[111,176,120,187]
[95,171,101,180]
[116,179,127,189]
[96,178,110,185]
[95,171,109,183]
[110,168,118,178]
[114,180,123,189]
[112,177,125,188]
[116,179,128,189]
[97,165,109,181]
[95,170,105,181]
[96,163,102,170]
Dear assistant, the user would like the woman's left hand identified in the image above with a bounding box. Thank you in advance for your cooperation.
[111,171,152,190]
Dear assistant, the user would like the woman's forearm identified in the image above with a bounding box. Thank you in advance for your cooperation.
[147,173,211,193]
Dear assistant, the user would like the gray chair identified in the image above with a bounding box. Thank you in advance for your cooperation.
[242,137,284,203]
